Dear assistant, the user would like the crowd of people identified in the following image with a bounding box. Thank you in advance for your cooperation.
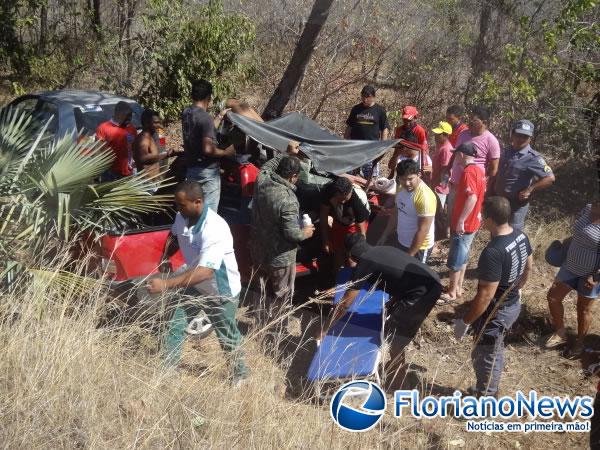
[93,80,600,400]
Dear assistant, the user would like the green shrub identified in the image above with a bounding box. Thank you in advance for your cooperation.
[138,0,256,121]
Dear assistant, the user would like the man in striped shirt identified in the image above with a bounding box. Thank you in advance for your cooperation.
[545,202,600,355]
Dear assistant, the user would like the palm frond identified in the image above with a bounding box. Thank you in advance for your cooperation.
[0,107,38,186]
[71,173,174,232]
[0,195,47,243]
[0,107,180,287]
[10,115,52,189]
[27,267,106,297]
[1,260,23,288]
[0,106,35,158]
[30,136,114,195]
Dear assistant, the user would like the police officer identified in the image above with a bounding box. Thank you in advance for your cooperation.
[494,119,555,230]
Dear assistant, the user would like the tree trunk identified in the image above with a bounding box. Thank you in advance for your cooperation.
[124,0,137,85]
[464,0,492,101]
[92,0,101,36]
[262,0,334,119]
[39,4,47,55]
[472,1,492,77]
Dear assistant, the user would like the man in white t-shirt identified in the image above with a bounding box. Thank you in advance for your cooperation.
[148,181,248,385]
[379,159,437,263]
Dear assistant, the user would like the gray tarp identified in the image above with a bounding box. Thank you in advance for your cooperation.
[228,111,399,175]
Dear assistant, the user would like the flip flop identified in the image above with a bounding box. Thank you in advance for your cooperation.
[436,292,458,305]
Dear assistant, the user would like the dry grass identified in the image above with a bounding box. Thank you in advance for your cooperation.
[0,210,596,449]
[0,258,424,449]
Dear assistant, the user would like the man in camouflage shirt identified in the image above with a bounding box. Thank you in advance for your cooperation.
[251,145,315,322]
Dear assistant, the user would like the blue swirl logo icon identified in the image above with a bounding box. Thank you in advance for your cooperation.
[330,380,386,432]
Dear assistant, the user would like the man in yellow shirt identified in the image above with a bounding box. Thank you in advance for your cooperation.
[379,159,437,263]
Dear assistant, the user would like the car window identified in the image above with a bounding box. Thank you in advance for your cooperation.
[33,101,59,134]
[11,97,39,115]
[11,97,58,138]
[73,103,142,136]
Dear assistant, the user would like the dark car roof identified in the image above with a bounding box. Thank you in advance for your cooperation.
[33,90,139,107]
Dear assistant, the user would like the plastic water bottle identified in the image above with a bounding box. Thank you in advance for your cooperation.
[301,214,312,228]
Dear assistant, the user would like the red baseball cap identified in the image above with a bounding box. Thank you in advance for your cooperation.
[402,106,418,120]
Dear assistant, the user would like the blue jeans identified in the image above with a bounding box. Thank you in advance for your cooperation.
[509,202,529,231]
[186,166,221,212]
[556,266,600,299]
[471,298,521,397]
[447,232,476,271]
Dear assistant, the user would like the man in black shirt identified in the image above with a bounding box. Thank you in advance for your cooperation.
[344,85,390,180]
[317,233,442,388]
[182,79,235,212]
[454,196,533,397]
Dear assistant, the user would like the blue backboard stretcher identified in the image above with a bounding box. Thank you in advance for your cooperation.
[307,268,390,384]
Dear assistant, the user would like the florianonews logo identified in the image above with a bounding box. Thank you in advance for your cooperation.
[330,380,386,432]
[329,382,593,433]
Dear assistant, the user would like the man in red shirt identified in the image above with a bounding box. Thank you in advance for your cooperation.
[446,105,469,147]
[388,105,428,176]
[96,101,137,181]
[439,142,486,304]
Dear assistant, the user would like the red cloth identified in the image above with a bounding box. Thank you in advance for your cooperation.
[330,221,366,256]
[449,122,468,147]
[95,121,137,176]
[451,164,486,233]
[394,123,429,156]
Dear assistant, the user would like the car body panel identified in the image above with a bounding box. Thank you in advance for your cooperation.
[99,227,186,280]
